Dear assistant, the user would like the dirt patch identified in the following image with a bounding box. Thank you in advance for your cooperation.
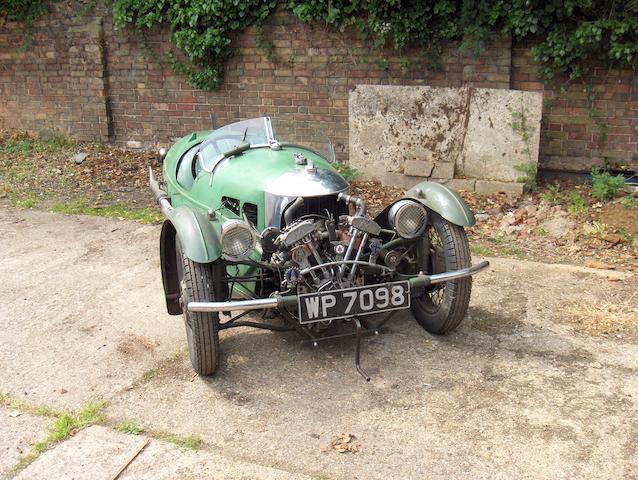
[597,201,638,237]
[0,129,159,212]
[351,178,638,271]
[117,334,160,358]
[564,292,638,336]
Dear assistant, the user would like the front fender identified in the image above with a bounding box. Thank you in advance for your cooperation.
[405,181,476,227]
[159,209,221,315]
[167,207,222,263]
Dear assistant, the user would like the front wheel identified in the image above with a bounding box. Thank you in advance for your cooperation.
[176,237,221,376]
[410,211,472,334]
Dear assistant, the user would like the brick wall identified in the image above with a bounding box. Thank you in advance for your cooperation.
[512,41,638,172]
[0,3,635,173]
[102,9,511,163]
[0,3,110,140]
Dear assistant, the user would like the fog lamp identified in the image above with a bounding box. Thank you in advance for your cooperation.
[221,220,256,259]
[388,200,428,238]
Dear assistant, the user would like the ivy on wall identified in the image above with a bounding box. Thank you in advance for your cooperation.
[0,0,52,50]
[112,0,278,90]
[0,0,49,23]
[3,0,638,90]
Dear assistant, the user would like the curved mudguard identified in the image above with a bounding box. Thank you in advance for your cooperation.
[405,181,476,227]
[167,207,221,263]
[159,208,222,315]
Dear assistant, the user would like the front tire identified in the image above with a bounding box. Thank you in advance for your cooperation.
[176,237,220,376]
[411,211,472,334]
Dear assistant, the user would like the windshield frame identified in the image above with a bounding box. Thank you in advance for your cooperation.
[196,116,335,175]
[199,117,274,163]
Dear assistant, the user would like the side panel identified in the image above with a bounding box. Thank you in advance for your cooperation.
[159,209,223,315]
[405,181,476,227]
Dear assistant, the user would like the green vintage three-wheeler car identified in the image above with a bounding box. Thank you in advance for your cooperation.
[149,117,488,380]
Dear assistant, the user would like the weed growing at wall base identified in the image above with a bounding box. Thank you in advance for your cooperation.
[513,162,537,192]
[591,167,626,201]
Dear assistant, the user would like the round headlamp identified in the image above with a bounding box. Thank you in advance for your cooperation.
[221,220,256,259]
[388,200,428,238]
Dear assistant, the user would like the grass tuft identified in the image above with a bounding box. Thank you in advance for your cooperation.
[77,400,107,426]
[119,421,144,435]
[141,367,159,382]
[0,392,62,418]
[50,199,162,224]
[160,433,203,450]
[470,244,495,257]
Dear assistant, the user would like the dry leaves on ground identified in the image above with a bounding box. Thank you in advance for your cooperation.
[320,433,359,454]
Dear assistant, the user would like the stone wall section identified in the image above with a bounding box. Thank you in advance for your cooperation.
[349,85,543,195]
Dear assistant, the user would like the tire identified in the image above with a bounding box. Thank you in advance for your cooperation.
[176,237,220,376]
[410,211,472,334]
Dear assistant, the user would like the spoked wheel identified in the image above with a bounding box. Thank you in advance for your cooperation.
[176,237,221,376]
[410,210,472,334]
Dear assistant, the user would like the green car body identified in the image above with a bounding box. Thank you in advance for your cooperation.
[159,131,475,261]
[150,117,487,378]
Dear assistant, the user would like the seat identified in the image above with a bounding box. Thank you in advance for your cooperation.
[176,146,198,190]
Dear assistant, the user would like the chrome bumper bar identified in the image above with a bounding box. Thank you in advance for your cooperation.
[187,260,490,313]
[189,296,293,313]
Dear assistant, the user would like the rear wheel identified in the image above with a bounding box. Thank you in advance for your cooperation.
[176,237,220,376]
[410,211,472,334]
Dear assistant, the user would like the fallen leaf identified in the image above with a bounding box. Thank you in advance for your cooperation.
[603,233,624,245]
[320,433,359,454]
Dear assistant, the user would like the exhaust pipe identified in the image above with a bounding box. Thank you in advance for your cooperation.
[148,167,173,217]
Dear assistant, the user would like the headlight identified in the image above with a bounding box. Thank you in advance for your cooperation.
[221,220,256,259]
[388,200,427,238]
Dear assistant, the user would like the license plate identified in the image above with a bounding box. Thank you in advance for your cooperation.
[298,281,410,324]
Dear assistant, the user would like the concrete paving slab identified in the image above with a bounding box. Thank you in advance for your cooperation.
[118,432,312,480]
[0,208,184,410]
[14,425,311,480]
[13,425,142,480]
[0,408,51,477]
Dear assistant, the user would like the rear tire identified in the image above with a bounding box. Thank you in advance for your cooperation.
[411,211,472,334]
[176,237,220,376]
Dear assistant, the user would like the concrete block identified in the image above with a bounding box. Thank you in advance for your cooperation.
[462,88,543,181]
[431,162,455,179]
[442,178,477,192]
[14,426,310,480]
[475,180,525,197]
[349,85,468,180]
[349,85,543,185]
[381,172,424,190]
[404,160,434,177]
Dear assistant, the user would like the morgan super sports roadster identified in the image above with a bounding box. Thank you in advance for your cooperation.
[149,117,489,380]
